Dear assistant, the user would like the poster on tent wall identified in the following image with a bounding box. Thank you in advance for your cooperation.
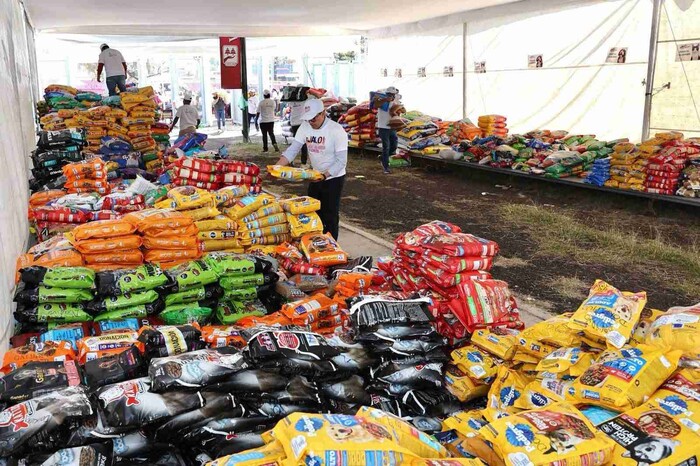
[528,55,543,68]
[606,47,628,64]
[676,43,700,61]
[220,37,242,89]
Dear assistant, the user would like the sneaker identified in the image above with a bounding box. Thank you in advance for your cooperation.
[383,169,391,174]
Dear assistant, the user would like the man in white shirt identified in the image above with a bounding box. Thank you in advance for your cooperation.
[289,100,308,165]
[97,44,128,97]
[275,99,347,239]
[258,90,279,153]
[373,86,400,174]
[169,92,200,137]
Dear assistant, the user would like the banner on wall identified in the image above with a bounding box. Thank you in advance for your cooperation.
[528,55,543,68]
[676,43,700,61]
[606,47,628,63]
[220,37,242,89]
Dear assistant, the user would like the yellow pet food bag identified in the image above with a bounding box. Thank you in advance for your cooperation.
[155,186,216,211]
[597,369,700,466]
[451,345,500,382]
[630,308,665,346]
[442,411,490,438]
[215,185,251,207]
[225,194,276,220]
[568,280,647,349]
[470,328,519,361]
[280,196,321,214]
[205,440,286,466]
[645,310,700,363]
[478,402,615,466]
[535,347,595,377]
[483,366,533,422]
[288,212,324,238]
[443,364,490,402]
[515,377,571,410]
[300,233,348,267]
[267,165,324,181]
[568,344,682,411]
[181,205,220,222]
[195,215,237,232]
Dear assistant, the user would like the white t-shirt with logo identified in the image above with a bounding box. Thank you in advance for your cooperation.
[290,118,348,179]
[98,49,126,77]
[289,101,305,127]
[175,105,199,130]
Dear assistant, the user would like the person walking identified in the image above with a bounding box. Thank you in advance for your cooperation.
[169,92,200,137]
[96,44,127,97]
[259,90,279,153]
[289,100,309,166]
[373,86,399,174]
[248,90,260,132]
[212,93,227,132]
[275,99,347,239]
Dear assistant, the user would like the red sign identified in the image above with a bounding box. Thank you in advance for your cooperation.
[220,37,242,89]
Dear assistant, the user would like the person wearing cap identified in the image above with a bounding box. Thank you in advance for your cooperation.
[248,90,260,132]
[212,92,227,132]
[169,93,200,137]
[259,90,279,153]
[97,44,128,97]
[275,99,348,239]
[373,86,400,174]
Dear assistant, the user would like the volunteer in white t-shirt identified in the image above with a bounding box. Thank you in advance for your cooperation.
[169,92,200,137]
[97,44,128,97]
[248,90,260,132]
[275,99,348,239]
[373,86,400,174]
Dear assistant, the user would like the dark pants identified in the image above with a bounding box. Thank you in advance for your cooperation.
[251,113,260,131]
[378,128,398,170]
[308,175,345,240]
[241,110,250,142]
[106,75,127,96]
[215,108,226,129]
[260,122,277,151]
[291,124,308,164]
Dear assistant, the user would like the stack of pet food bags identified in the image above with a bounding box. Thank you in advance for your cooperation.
[327,101,354,122]
[121,87,158,158]
[42,84,80,113]
[62,157,111,195]
[605,142,646,191]
[150,122,171,172]
[397,118,444,152]
[203,253,280,325]
[69,218,143,271]
[677,162,700,197]
[123,208,200,268]
[13,265,96,337]
[154,258,221,325]
[31,193,101,242]
[222,193,290,252]
[171,157,262,192]
[281,196,324,239]
[643,132,699,195]
[447,119,482,144]
[478,114,508,138]
[348,294,460,420]
[75,105,111,154]
[29,129,85,192]
[15,235,85,282]
[96,192,147,218]
[584,156,611,186]
[99,135,142,180]
[382,221,521,342]
[154,187,220,252]
[195,186,251,253]
[341,103,378,148]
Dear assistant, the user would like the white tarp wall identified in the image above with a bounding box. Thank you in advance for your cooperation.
[367,0,655,141]
[650,0,700,138]
[0,0,36,348]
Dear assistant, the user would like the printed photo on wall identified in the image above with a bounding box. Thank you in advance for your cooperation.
[677,43,700,61]
[380,68,388,77]
[443,66,454,77]
[474,62,486,73]
[528,54,543,68]
[606,47,628,64]
[417,67,426,77]
[394,68,403,78]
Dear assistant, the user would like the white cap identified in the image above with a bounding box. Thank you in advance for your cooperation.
[183,91,193,100]
[385,86,399,94]
[300,99,325,120]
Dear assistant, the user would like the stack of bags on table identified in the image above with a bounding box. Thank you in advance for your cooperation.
[124,208,200,268]
[643,132,699,195]
[398,118,446,152]
[171,157,262,192]
[447,118,482,144]
[31,193,102,242]
[605,142,647,191]
[327,101,354,122]
[280,196,323,239]
[13,265,95,334]
[584,156,611,186]
[320,93,340,110]
[69,218,143,271]
[539,151,585,179]
[677,162,700,197]
[29,129,85,191]
[222,193,290,251]
[478,114,508,138]
[380,221,521,343]
[62,158,111,195]
[341,103,378,148]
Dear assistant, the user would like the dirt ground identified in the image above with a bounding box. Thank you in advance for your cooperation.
[212,134,700,312]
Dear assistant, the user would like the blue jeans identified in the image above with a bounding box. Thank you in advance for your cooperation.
[215,108,226,129]
[106,75,126,96]
[378,128,398,170]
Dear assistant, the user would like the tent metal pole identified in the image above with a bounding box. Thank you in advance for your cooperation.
[462,21,468,120]
[241,37,250,143]
[642,0,663,141]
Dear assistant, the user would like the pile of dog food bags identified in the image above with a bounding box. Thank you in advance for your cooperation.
[169,157,262,192]
[29,129,86,192]
[478,114,508,138]
[339,103,379,148]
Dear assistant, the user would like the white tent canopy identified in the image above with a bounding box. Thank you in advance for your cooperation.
[23,0,522,36]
